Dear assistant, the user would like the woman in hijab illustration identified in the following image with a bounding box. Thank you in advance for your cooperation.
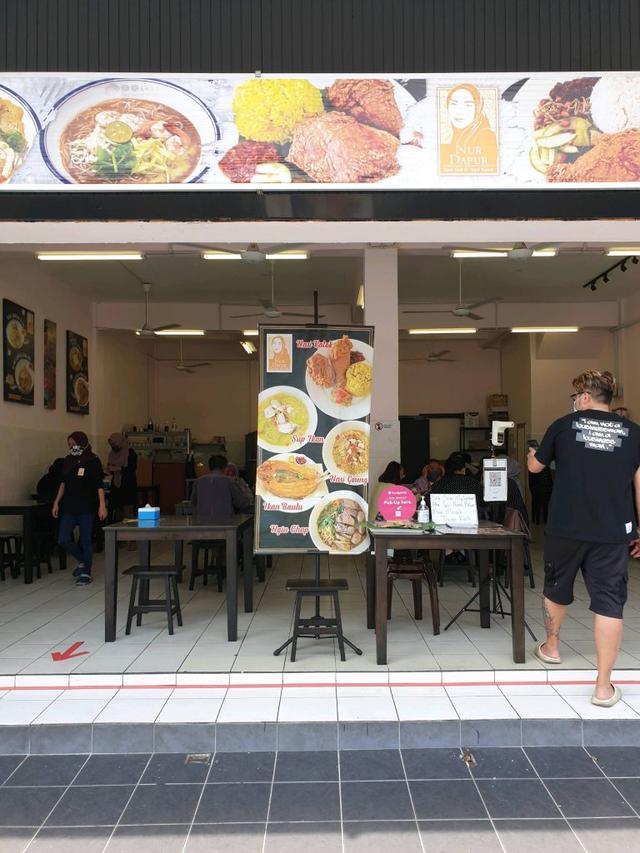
[267,335,291,372]
[439,83,498,175]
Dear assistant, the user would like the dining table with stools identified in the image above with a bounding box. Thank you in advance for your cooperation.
[0,501,56,584]
[103,514,254,642]
[367,523,527,665]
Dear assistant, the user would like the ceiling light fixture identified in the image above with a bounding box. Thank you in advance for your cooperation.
[37,251,144,261]
[408,328,477,335]
[621,261,628,272]
[607,249,640,256]
[153,329,205,336]
[511,326,579,334]
[531,249,558,257]
[201,251,243,260]
[240,340,257,354]
[451,250,509,259]
[356,285,365,309]
[264,251,308,260]
[242,329,259,336]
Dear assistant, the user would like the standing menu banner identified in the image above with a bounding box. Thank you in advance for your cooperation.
[255,326,374,555]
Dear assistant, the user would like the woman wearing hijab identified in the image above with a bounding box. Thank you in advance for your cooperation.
[106,432,138,521]
[440,83,498,175]
[52,432,106,586]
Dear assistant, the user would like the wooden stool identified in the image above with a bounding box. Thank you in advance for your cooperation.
[276,578,355,662]
[387,559,440,635]
[189,541,226,591]
[123,565,182,635]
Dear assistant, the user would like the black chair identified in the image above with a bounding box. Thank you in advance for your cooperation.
[123,565,182,635]
[189,541,226,591]
[387,557,440,635]
[436,549,477,587]
[0,531,23,580]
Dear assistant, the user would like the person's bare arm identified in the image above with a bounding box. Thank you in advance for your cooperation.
[98,487,107,522]
[527,446,545,474]
[52,483,64,518]
[630,467,640,558]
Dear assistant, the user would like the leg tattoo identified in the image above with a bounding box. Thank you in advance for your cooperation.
[543,600,560,640]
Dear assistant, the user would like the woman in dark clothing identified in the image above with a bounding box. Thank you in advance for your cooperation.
[106,432,138,518]
[37,458,65,503]
[52,431,106,586]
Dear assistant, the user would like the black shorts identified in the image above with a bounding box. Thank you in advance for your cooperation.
[543,534,629,619]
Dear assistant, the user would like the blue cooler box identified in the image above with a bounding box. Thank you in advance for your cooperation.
[138,505,160,525]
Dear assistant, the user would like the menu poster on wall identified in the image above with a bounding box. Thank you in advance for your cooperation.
[44,319,56,410]
[66,330,89,415]
[2,298,34,406]
[1,72,640,190]
[255,326,374,554]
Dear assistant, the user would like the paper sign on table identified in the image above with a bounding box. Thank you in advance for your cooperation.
[430,493,479,526]
[483,457,508,502]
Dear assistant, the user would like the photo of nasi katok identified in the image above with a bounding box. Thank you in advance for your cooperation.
[530,76,640,182]
[218,77,404,184]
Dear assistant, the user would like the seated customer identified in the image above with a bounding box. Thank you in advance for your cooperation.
[414,459,443,493]
[191,454,252,520]
[224,462,254,505]
[429,452,484,503]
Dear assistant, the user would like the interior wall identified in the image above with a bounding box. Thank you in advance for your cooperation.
[0,259,95,501]
[399,340,501,418]
[500,334,532,432]
[529,330,615,438]
[619,291,640,421]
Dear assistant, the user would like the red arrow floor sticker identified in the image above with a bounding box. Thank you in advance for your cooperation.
[51,642,89,662]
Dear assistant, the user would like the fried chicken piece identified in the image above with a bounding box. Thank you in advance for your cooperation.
[330,335,353,387]
[326,79,402,137]
[288,112,399,183]
[307,352,336,388]
[547,129,640,183]
[219,141,280,183]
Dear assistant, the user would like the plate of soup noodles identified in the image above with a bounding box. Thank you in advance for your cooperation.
[42,79,219,185]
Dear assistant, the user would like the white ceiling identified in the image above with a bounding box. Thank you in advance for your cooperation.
[2,243,639,305]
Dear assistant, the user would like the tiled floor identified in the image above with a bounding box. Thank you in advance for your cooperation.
[1,529,640,676]
[1,748,640,852]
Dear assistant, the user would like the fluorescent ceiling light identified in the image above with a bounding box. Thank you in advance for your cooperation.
[265,251,308,260]
[409,328,477,335]
[202,251,243,260]
[531,249,557,257]
[607,248,640,256]
[154,329,205,336]
[240,340,257,354]
[511,326,579,334]
[37,251,144,261]
[451,250,508,258]
[356,285,365,309]
[243,329,259,336]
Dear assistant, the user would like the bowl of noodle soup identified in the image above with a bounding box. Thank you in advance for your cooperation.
[42,79,219,185]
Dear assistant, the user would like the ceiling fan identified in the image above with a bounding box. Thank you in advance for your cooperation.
[427,350,456,363]
[230,263,324,320]
[199,242,309,264]
[174,338,211,374]
[402,261,501,321]
[445,242,555,260]
[135,282,181,337]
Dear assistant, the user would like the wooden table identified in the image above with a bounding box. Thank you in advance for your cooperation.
[104,514,254,643]
[368,524,526,665]
[0,502,52,584]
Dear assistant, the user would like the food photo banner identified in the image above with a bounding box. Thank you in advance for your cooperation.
[0,72,639,189]
[255,325,374,555]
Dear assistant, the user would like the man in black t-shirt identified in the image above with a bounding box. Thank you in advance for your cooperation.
[528,370,640,707]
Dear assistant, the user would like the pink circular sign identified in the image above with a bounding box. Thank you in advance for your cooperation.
[378,485,417,521]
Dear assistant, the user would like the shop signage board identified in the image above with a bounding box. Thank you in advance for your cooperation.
[0,72,638,190]
[255,325,373,554]
[66,330,89,415]
[2,298,34,406]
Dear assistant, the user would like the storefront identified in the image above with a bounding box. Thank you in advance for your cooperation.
[1,0,640,748]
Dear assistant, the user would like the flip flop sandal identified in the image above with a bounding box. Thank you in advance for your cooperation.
[591,685,622,707]
[533,641,562,665]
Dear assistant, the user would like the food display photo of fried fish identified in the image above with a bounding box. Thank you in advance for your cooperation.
[256,453,330,512]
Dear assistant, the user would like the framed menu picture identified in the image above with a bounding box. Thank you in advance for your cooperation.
[3,298,35,406]
[66,330,89,414]
[44,319,56,410]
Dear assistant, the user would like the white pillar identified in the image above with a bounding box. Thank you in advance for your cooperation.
[364,246,400,483]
